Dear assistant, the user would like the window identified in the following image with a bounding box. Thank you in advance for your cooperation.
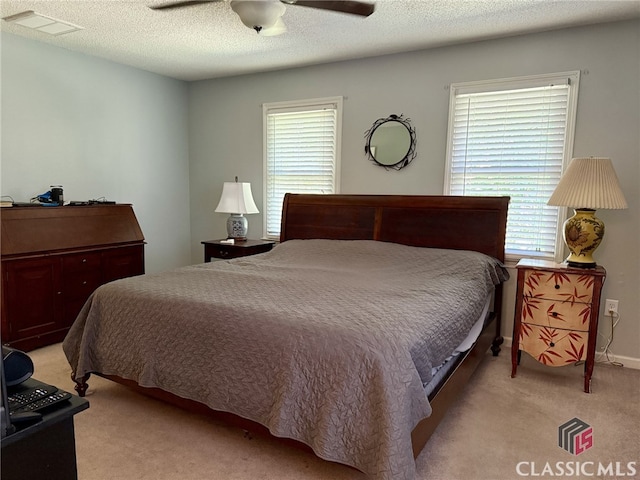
[263,97,342,239]
[444,72,580,262]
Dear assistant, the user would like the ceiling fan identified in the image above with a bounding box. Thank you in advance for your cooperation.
[149,0,375,36]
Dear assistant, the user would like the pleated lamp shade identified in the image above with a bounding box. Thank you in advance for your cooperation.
[548,157,628,209]
[547,157,627,268]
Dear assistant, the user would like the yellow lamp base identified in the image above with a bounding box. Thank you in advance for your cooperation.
[563,209,604,268]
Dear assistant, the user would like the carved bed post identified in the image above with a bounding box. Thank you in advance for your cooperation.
[72,373,91,397]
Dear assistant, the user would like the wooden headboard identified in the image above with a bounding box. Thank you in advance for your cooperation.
[280,194,510,262]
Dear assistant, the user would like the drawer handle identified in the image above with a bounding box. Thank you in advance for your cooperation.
[82,258,87,263]
[219,251,229,258]
[82,281,87,285]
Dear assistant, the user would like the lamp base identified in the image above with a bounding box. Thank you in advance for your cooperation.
[566,259,597,269]
[562,209,604,268]
[226,214,248,241]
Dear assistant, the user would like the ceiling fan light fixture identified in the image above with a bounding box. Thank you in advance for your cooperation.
[230,0,286,33]
[259,17,287,36]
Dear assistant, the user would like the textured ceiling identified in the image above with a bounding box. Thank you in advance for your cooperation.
[1,0,639,81]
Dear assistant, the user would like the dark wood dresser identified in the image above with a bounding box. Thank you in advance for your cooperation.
[1,204,145,351]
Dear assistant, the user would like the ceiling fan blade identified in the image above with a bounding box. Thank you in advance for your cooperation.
[283,0,375,17]
[149,0,222,11]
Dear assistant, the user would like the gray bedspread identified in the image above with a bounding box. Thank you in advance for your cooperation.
[63,239,508,479]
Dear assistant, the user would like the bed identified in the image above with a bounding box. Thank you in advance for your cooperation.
[63,193,509,480]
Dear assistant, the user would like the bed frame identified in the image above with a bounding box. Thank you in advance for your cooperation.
[72,193,509,465]
[280,194,510,456]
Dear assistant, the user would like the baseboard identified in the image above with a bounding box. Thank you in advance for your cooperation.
[501,337,640,370]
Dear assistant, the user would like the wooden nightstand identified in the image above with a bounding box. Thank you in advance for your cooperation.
[201,239,275,262]
[511,259,606,393]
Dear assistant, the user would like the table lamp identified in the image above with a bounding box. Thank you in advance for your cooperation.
[215,177,259,241]
[547,157,627,268]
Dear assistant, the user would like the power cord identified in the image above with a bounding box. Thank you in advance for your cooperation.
[596,308,623,367]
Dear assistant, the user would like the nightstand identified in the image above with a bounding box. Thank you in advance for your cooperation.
[511,259,606,393]
[201,239,275,262]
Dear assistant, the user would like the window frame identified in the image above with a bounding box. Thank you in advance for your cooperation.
[262,96,343,240]
[443,71,580,264]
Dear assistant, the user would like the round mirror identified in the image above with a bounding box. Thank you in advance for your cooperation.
[364,114,416,170]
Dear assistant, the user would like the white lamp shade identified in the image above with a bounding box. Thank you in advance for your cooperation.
[230,0,286,30]
[215,182,259,214]
[547,157,628,209]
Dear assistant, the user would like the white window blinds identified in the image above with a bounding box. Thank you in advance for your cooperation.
[445,72,579,261]
[263,97,342,239]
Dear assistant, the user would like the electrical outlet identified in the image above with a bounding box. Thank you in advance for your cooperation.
[605,299,619,315]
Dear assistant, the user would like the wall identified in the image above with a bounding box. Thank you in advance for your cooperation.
[1,33,191,273]
[189,20,639,362]
[1,21,636,363]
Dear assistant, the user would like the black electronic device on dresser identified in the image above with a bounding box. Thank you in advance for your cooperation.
[2,346,73,430]
[1,347,89,480]
[8,381,72,418]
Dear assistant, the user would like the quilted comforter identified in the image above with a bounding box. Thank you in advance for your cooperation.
[63,239,508,479]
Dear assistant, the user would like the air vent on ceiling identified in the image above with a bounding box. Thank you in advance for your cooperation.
[2,10,83,36]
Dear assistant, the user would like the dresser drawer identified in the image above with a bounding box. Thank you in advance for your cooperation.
[522,269,595,303]
[202,240,275,262]
[63,271,102,299]
[102,245,144,283]
[520,296,591,331]
[519,324,588,366]
[63,252,102,272]
[208,245,235,259]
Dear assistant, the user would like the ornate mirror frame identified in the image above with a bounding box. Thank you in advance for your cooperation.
[364,114,417,170]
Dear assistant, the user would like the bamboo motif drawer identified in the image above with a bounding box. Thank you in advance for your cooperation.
[522,269,595,303]
[518,324,589,366]
[520,273,595,332]
[511,259,606,393]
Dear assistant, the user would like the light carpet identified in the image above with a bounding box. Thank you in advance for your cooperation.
[28,344,639,480]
